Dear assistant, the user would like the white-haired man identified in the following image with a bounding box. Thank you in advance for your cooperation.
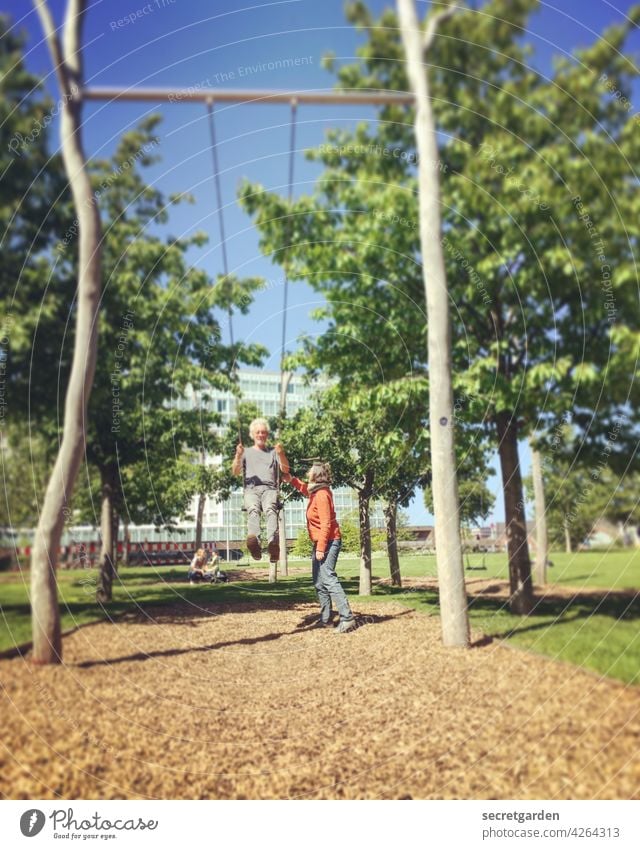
[232,418,290,563]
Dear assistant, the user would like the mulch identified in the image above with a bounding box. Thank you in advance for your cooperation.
[0,592,638,800]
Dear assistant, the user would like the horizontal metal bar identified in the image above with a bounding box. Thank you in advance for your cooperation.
[83,86,414,106]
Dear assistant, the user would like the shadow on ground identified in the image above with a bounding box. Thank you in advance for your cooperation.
[373,579,640,639]
[75,603,411,668]
[5,569,637,666]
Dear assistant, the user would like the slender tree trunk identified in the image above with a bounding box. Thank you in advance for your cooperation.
[123,521,130,567]
[358,471,374,595]
[398,0,469,646]
[564,521,572,553]
[195,492,205,550]
[96,466,117,603]
[384,500,402,587]
[276,371,292,580]
[496,411,533,613]
[269,559,277,583]
[278,507,288,577]
[530,442,548,586]
[112,507,119,573]
[31,0,102,663]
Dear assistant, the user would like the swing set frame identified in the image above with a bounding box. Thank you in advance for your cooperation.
[83,86,414,106]
[84,85,413,577]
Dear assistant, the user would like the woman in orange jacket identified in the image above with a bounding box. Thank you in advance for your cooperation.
[284,463,356,633]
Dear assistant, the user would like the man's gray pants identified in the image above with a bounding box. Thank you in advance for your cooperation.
[244,486,279,545]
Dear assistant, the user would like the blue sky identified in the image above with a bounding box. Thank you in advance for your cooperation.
[5,0,640,525]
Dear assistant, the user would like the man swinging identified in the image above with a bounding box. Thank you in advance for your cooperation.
[232,418,290,564]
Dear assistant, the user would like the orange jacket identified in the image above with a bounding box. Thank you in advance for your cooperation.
[290,478,341,553]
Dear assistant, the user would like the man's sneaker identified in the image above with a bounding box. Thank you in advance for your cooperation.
[335,618,357,634]
[313,617,333,628]
[267,539,280,561]
[246,535,262,561]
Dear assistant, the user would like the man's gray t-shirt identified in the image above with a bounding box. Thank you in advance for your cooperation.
[243,446,278,489]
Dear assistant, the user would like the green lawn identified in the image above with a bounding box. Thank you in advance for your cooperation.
[355,549,640,591]
[1,550,638,684]
[361,550,640,685]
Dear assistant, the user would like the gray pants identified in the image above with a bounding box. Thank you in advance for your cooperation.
[312,539,354,624]
[244,486,279,545]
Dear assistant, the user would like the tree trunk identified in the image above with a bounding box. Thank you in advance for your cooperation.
[617,520,628,546]
[278,506,288,577]
[31,0,102,664]
[112,507,119,573]
[276,371,292,580]
[268,559,277,583]
[123,521,130,567]
[358,470,374,595]
[384,500,402,587]
[530,442,548,586]
[195,491,205,550]
[496,411,533,613]
[96,466,117,603]
[564,522,572,553]
[398,0,469,647]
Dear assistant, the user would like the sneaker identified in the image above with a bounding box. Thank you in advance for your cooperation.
[335,619,357,634]
[189,580,195,585]
[267,539,280,561]
[313,617,333,628]
[246,535,262,560]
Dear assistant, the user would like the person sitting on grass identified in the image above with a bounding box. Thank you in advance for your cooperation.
[188,548,207,584]
[283,463,356,633]
[231,418,290,568]
[207,542,220,576]
[204,548,222,582]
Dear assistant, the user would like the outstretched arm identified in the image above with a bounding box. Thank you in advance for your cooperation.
[231,443,244,476]
[285,473,308,497]
[275,443,290,475]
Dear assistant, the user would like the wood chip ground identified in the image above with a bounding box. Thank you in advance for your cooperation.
[1,593,638,799]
